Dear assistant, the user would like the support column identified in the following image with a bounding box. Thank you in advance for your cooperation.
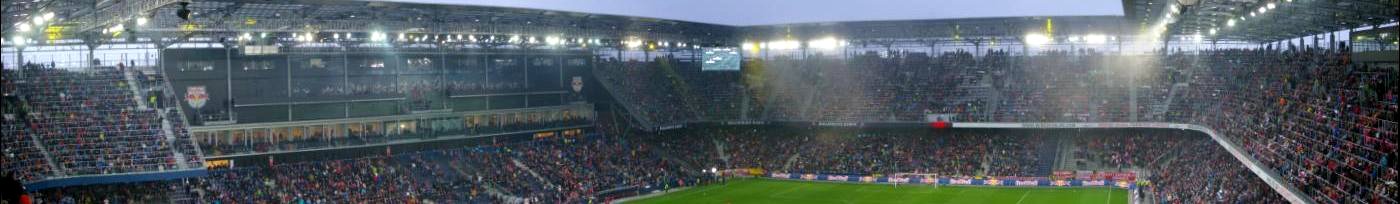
[226,43,234,123]
[87,44,98,67]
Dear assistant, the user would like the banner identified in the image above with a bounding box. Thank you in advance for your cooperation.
[758,172,1135,190]
[185,86,208,109]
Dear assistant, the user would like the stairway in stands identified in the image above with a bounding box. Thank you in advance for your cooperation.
[1033,135,1060,176]
[446,159,524,202]
[712,139,730,166]
[510,158,559,189]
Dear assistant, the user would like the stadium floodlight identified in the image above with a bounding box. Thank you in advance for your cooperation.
[1250,12,1256,17]
[12,36,25,46]
[1085,34,1107,44]
[17,23,31,32]
[136,17,148,26]
[1267,3,1276,9]
[260,32,267,38]
[742,42,757,50]
[623,39,642,49]
[546,36,562,46]
[1227,19,1236,27]
[369,32,386,42]
[1210,28,1218,35]
[43,12,55,20]
[1024,33,1051,46]
[808,37,840,50]
[1258,7,1267,14]
[769,40,800,50]
[32,16,45,26]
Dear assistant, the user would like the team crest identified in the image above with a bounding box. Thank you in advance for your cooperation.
[571,76,584,92]
[186,86,208,109]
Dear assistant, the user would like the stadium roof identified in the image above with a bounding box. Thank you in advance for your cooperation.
[2,0,1395,45]
[373,0,1126,26]
[1123,0,1397,42]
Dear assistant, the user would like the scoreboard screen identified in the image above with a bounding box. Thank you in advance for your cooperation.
[701,47,741,71]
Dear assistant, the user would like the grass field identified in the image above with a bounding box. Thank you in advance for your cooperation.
[627,178,1130,204]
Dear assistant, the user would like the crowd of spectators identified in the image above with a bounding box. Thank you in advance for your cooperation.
[2,63,199,183]
[1182,46,1397,203]
[593,57,700,126]
[15,124,1286,204]
[593,45,1394,202]
[1137,133,1285,203]
[194,134,694,203]
[5,43,1393,204]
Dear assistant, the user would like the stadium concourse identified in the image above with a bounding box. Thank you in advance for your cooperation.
[2,0,1396,203]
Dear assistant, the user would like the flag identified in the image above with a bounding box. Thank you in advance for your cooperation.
[930,121,951,129]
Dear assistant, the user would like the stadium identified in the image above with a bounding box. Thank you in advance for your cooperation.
[1,0,1395,203]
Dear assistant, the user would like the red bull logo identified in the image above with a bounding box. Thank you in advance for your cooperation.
[185,86,208,109]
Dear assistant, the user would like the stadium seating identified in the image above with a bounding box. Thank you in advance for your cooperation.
[590,46,1395,203]
[3,64,200,182]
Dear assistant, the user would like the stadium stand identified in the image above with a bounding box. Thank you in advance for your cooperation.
[1,0,1394,203]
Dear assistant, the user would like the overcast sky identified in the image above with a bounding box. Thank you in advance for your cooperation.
[375,0,1124,26]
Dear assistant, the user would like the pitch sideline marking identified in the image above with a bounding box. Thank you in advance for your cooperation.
[1105,188,1112,204]
[1015,190,1033,204]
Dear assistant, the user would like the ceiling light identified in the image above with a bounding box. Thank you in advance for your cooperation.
[1085,34,1107,44]
[1024,34,1051,46]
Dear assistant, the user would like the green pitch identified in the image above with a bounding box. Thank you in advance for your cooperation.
[627,178,1130,204]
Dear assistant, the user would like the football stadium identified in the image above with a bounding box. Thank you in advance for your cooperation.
[1,0,1396,203]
